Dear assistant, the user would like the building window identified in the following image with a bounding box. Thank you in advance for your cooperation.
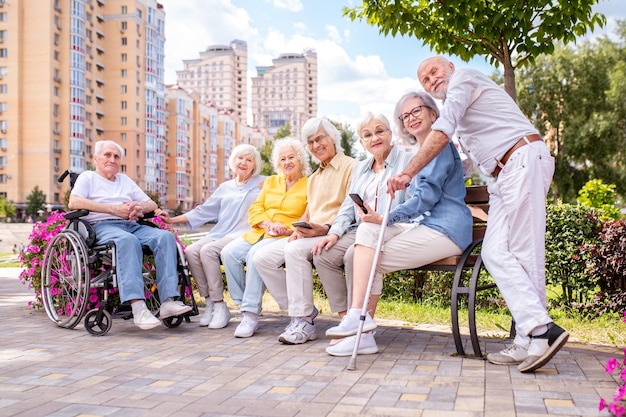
[121,5,127,13]
[0,49,7,58]
[0,13,7,22]
[121,37,127,46]
[121,69,127,78]
[121,101,127,109]
[121,85,127,93]
[121,53,127,62]
[121,117,127,126]
[0,84,6,94]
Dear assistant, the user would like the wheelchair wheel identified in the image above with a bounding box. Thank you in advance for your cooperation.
[84,309,112,336]
[41,230,91,329]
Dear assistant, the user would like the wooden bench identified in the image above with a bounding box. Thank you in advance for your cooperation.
[412,185,503,358]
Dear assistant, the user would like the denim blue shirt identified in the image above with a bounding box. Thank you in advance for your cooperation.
[388,142,472,251]
[328,146,414,238]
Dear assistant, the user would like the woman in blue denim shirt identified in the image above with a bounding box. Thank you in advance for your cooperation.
[324,91,473,356]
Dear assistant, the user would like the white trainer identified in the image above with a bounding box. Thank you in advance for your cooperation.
[159,298,192,319]
[234,312,259,338]
[199,302,214,327]
[133,308,161,330]
[487,344,528,365]
[326,332,378,356]
[325,308,376,338]
[208,302,231,329]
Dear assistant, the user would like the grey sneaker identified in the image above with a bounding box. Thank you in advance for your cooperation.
[518,323,569,373]
[487,344,528,365]
[278,317,317,345]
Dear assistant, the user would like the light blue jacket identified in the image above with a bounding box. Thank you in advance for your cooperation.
[184,175,265,240]
[388,142,472,251]
[328,146,414,238]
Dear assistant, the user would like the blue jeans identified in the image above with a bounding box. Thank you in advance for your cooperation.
[221,236,280,314]
[93,220,179,304]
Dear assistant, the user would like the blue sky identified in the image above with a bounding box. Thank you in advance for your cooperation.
[159,0,624,132]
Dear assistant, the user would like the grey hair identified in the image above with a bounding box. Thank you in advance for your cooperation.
[94,140,125,158]
[300,117,344,162]
[356,111,391,138]
[271,137,312,177]
[393,91,440,145]
[228,144,262,176]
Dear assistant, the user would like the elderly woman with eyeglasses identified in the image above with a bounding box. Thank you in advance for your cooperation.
[322,91,473,356]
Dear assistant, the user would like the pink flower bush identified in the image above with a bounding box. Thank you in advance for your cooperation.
[599,311,626,416]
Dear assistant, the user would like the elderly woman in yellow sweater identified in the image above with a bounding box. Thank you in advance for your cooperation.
[221,137,311,338]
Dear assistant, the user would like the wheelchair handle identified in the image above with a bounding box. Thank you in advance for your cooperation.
[58,169,71,183]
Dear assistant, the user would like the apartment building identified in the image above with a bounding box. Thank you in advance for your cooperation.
[0,0,170,217]
[251,49,318,139]
[175,39,248,123]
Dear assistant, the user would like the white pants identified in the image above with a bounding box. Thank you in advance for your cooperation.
[254,236,351,317]
[481,141,555,346]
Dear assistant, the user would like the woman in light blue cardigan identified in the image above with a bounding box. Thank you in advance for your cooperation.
[156,144,264,329]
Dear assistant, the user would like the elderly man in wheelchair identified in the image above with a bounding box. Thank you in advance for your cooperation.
[66,140,192,330]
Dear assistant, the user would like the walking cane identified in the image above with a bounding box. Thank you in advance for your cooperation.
[347,196,394,371]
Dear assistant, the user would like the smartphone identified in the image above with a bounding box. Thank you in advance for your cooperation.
[292,221,313,229]
[349,193,368,214]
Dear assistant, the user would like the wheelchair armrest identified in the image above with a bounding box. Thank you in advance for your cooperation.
[64,209,90,220]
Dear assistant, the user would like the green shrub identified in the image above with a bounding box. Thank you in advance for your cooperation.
[577,179,622,221]
[545,202,601,308]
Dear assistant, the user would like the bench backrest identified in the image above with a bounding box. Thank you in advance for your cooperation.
[464,185,489,241]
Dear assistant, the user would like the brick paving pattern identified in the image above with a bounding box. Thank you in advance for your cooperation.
[0,268,619,417]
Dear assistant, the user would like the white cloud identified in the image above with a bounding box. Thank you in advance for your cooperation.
[271,0,303,12]
[325,25,342,44]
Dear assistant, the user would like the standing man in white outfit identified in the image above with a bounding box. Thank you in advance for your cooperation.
[388,56,568,373]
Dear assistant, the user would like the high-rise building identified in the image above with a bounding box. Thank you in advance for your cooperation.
[175,40,248,123]
[251,49,317,139]
[0,0,168,218]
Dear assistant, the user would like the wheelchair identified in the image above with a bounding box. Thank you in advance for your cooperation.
[40,170,198,336]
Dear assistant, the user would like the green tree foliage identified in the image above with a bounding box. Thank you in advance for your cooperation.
[578,179,621,220]
[517,26,626,202]
[343,0,605,100]
[331,120,357,159]
[0,195,16,220]
[25,186,46,218]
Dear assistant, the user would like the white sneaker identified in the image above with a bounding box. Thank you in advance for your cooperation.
[278,317,317,345]
[326,332,378,356]
[325,309,376,339]
[208,302,231,329]
[159,298,192,319]
[518,323,569,373]
[234,312,259,338]
[133,308,161,330]
[199,302,214,327]
[487,344,528,365]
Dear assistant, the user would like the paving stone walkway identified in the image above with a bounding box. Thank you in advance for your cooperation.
[0,268,619,417]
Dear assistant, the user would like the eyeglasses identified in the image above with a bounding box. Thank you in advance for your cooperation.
[399,106,428,124]
[361,128,390,142]
[307,134,328,146]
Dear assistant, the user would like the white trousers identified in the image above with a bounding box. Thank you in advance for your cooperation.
[353,222,462,295]
[481,141,555,346]
[254,236,351,317]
